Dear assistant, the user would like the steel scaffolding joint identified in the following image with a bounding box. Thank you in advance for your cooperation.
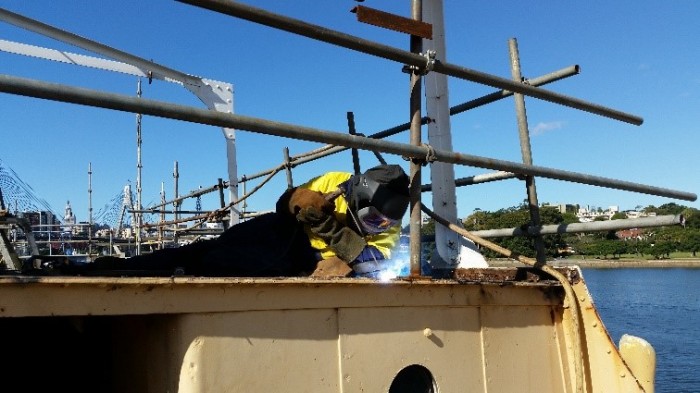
[403,143,437,167]
[421,50,436,75]
[402,50,436,75]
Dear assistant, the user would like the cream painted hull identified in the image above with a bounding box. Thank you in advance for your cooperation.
[0,267,650,392]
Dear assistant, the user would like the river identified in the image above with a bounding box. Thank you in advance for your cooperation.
[583,268,700,393]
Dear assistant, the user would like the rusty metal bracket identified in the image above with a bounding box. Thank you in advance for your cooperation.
[352,5,432,39]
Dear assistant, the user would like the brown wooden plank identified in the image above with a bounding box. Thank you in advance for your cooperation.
[352,5,432,40]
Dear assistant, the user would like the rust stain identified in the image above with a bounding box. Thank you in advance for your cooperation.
[453,267,580,285]
[352,5,432,39]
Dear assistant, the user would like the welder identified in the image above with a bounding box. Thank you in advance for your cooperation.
[67,164,410,278]
[281,163,410,277]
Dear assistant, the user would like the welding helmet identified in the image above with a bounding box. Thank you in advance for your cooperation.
[346,165,410,234]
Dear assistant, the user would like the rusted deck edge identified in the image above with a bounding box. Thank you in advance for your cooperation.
[0,266,579,287]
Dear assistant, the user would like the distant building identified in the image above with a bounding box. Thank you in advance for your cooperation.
[62,200,76,234]
[19,210,58,230]
[75,221,90,237]
[575,205,620,222]
[542,203,577,214]
[625,210,641,219]
[95,228,113,238]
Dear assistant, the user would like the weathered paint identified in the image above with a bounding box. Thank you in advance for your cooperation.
[0,267,650,392]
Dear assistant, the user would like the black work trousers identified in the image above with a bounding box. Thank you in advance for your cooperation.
[86,213,318,277]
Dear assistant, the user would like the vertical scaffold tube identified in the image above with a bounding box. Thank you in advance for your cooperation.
[409,0,423,276]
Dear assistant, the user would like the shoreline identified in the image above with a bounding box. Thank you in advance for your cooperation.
[487,258,700,269]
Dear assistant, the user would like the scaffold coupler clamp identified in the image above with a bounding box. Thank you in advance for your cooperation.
[403,143,437,167]
[421,50,436,74]
[402,50,437,75]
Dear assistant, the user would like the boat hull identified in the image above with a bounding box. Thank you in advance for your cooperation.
[0,267,648,392]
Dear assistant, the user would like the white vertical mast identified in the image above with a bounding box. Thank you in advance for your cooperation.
[422,0,486,268]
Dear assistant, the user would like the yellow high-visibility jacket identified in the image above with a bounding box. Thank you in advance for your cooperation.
[299,171,400,260]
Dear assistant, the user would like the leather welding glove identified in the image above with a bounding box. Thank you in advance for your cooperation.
[276,187,334,217]
[310,256,353,278]
[296,206,367,263]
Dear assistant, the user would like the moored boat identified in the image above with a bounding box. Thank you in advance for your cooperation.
[1,2,695,392]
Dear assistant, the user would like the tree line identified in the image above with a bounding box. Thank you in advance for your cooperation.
[421,202,700,260]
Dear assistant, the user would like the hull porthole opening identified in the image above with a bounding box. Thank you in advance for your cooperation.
[389,364,436,393]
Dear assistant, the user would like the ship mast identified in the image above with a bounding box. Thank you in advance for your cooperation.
[422,0,486,268]
[135,78,143,255]
[88,162,93,256]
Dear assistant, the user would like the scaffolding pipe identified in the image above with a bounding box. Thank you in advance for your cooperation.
[0,74,694,202]
[88,162,93,256]
[176,0,642,125]
[148,180,222,210]
[449,65,580,114]
[130,209,218,215]
[346,112,361,175]
[421,171,516,192]
[173,161,180,244]
[135,78,143,255]
[509,38,547,264]
[408,0,423,276]
[217,178,226,209]
[236,65,579,184]
[470,214,684,238]
[159,182,165,247]
[283,147,294,188]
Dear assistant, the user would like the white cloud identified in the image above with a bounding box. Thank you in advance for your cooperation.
[531,121,565,136]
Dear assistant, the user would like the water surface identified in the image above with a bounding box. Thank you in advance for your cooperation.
[583,268,700,393]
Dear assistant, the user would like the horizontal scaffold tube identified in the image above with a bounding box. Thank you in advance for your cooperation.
[0,74,695,202]
[422,171,516,192]
[177,0,642,126]
[238,65,578,183]
[276,65,581,179]
[470,214,685,238]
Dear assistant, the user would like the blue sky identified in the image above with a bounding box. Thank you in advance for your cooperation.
[1,1,698,225]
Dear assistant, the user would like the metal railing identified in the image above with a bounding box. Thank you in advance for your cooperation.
[0,3,696,273]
